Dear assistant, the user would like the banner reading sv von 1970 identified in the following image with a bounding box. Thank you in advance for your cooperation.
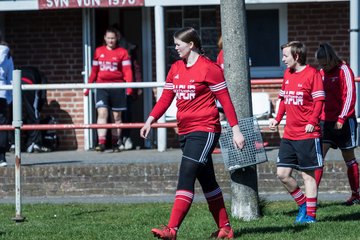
[38,0,144,9]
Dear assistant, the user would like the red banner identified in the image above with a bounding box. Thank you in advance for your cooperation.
[38,0,144,9]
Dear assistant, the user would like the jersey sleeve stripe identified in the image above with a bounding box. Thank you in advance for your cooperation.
[209,82,227,92]
[279,90,285,97]
[339,65,353,119]
[311,91,325,99]
[164,83,174,90]
[122,60,132,66]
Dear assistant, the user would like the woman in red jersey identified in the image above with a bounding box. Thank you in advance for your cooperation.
[314,43,359,205]
[140,27,245,240]
[270,41,325,224]
[84,27,133,152]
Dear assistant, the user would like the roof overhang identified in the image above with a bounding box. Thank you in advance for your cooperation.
[0,0,349,11]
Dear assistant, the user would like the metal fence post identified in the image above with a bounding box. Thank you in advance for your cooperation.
[11,70,25,223]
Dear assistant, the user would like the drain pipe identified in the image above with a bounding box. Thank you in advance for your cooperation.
[349,0,360,140]
[11,70,25,223]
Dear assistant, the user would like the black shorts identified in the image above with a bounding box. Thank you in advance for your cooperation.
[277,138,323,171]
[179,131,220,165]
[321,118,358,150]
[95,88,127,111]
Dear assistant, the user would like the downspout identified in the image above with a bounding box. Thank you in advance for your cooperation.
[154,5,167,152]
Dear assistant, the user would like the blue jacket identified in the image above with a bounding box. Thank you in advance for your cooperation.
[0,45,13,104]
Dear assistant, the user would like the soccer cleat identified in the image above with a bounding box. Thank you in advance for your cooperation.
[112,144,121,153]
[294,203,306,223]
[344,195,360,206]
[210,227,234,239]
[124,137,133,150]
[33,144,51,153]
[95,144,105,152]
[9,144,15,153]
[151,225,177,240]
[0,161,7,167]
[297,215,316,224]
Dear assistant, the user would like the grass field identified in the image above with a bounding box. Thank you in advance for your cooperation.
[0,200,359,240]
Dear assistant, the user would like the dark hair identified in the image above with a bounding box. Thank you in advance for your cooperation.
[174,27,205,55]
[281,41,307,65]
[103,27,119,45]
[315,43,341,70]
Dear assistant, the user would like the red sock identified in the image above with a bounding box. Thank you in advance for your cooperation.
[168,190,194,229]
[205,188,230,229]
[98,137,106,145]
[306,197,317,218]
[346,159,359,196]
[315,167,323,187]
[290,187,306,206]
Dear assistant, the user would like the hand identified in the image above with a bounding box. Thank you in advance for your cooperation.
[140,116,155,139]
[305,124,314,133]
[126,88,133,96]
[84,89,90,96]
[269,119,279,131]
[232,125,245,149]
[334,121,343,130]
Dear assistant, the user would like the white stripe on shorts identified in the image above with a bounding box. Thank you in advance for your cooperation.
[199,132,215,164]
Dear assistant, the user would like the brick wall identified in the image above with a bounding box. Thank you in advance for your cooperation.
[5,10,85,150]
[288,2,350,66]
[0,160,350,198]
[2,2,351,150]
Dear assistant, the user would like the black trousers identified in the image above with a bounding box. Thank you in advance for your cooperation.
[0,98,8,155]
[9,89,42,147]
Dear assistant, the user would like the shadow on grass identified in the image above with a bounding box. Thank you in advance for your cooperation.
[234,224,307,237]
[317,202,344,208]
[321,212,360,222]
[72,209,106,217]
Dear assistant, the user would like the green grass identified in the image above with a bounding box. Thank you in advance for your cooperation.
[0,200,359,240]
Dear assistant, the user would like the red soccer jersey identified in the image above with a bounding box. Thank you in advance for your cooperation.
[320,63,356,123]
[88,46,133,84]
[278,65,325,140]
[150,56,238,135]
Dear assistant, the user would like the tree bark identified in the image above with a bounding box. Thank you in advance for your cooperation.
[220,0,260,220]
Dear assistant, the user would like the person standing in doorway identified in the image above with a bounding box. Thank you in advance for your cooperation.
[314,43,359,205]
[270,41,325,223]
[84,27,133,152]
[140,27,245,240]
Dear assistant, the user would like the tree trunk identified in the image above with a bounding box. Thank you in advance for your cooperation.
[220,0,260,220]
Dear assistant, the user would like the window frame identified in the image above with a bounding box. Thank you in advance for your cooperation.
[246,3,288,78]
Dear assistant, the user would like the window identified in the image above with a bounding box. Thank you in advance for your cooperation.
[165,6,219,70]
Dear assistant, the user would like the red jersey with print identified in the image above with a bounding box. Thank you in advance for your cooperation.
[279,65,325,140]
[88,46,133,84]
[150,55,238,135]
[320,63,356,123]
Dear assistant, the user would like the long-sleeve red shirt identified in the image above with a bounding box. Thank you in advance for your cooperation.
[150,55,238,135]
[320,63,356,123]
[88,46,133,94]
